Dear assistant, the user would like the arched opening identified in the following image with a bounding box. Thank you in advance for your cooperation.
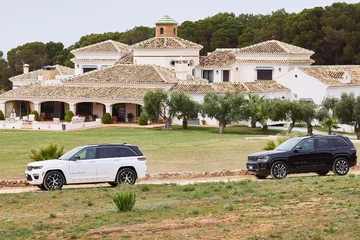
[75,102,105,121]
[160,27,164,35]
[40,101,68,120]
[112,103,142,123]
[4,100,31,118]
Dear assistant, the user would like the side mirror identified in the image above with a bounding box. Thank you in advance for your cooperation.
[70,156,80,161]
[294,146,302,152]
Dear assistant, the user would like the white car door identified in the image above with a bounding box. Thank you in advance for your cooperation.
[68,147,97,183]
[95,147,117,181]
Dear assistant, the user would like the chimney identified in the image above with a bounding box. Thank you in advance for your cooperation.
[42,65,56,80]
[23,64,29,74]
[174,57,189,80]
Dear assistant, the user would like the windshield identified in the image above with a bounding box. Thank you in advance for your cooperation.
[275,138,304,151]
[58,147,83,160]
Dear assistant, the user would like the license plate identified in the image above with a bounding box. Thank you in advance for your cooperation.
[249,165,253,170]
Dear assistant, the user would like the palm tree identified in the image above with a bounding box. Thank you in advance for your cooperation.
[247,93,265,128]
[321,118,339,135]
[28,143,65,161]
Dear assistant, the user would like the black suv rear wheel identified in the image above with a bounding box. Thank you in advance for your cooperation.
[333,158,350,176]
[271,161,288,179]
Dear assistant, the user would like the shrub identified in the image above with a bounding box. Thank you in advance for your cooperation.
[102,112,112,124]
[30,110,40,121]
[64,110,74,122]
[113,192,136,212]
[28,143,65,161]
[0,110,4,120]
[263,132,302,150]
[138,112,148,125]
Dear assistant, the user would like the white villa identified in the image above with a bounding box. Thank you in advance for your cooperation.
[1,15,360,128]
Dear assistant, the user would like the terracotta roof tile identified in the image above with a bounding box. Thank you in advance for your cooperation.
[237,59,314,64]
[213,83,247,92]
[115,52,134,64]
[168,83,217,93]
[218,40,314,55]
[9,65,74,82]
[71,58,119,62]
[298,65,360,86]
[132,37,202,49]
[196,51,237,68]
[71,40,131,54]
[0,84,151,101]
[243,81,289,92]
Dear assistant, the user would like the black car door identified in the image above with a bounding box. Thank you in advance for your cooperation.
[313,138,332,171]
[288,138,316,172]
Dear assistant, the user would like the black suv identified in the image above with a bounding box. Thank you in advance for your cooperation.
[247,135,357,179]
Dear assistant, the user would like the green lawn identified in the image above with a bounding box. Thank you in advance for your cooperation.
[0,125,282,179]
[0,176,359,239]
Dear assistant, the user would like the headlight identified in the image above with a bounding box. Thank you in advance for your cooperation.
[257,156,270,161]
[27,166,43,171]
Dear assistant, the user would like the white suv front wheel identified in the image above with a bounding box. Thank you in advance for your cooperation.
[44,171,65,190]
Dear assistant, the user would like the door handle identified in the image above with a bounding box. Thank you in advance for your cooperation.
[330,148,336,151]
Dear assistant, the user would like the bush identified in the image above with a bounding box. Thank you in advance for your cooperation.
[113,192,136,212]
[28,143,65,161]
[0,110,4,120]
[102,112,112,124]
[30,110,40,121]
[263,132,302,150]
[138,112,148,125]
[64,110,74,122]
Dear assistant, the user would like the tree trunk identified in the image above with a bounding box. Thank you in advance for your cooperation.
[306,122,313,136]
[219,122,226,134]
[262,124,268,132]
[163,117,172,130]
[182,116,188,129]
[251,119,256,128]
[355,122,360,140]
[286,121,295,135]
[328,127,332,135]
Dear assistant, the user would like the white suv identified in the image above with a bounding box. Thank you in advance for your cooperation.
[25,144,147,190]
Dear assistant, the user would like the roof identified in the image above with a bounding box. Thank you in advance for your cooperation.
[156,15,178,25]
[298,65,360,87]
[169,81,289,94]
[218,40,314,55]
[0,84,152,101]
[196,50,237,68]
[132,37,203,49]
[62,64,191,84]
[236,59,314,64]
[115,52,134,64]
[9,65,74,82]
[71,40,131,54]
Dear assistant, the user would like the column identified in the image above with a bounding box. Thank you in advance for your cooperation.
[33,103,40,113]
[0,102,5,114]
[69,104,76,114]
[105,105,112,115]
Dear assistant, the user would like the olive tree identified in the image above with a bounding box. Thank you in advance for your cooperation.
[202,92,246,134]
[298,101,317,135]
[171,92,200,129]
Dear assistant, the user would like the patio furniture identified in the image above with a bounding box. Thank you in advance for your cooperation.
[28,114,35,123]
[53,118,60,124]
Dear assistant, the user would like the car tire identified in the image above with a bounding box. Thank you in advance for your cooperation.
[332,158,350,176]
[270,161,288,179]
[116,168,137,185]
[37,184,47,190]
[43,171,65,190]
[255,174,268,179]
[316,171,329,176]
[108,182,118,187]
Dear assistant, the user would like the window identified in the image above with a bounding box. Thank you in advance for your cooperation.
[329,138,348,148]
[222,70,230,82]
[297,139,314,150]
[202,70,214,83]
[170,60,175,67]
[257,70,273,80]
[160,27,164,35]
[96,148,114,159]
[114,147,136,157]
[315,139,330,149]
[83,68,97,73]
[77,148,96,160]
[173,28,176,35]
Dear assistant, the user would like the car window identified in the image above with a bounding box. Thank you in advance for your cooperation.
[77,148,96,160]
[96,147,114,159]
[114,147,136,157]
[314,139,330,149]
[328,138,349,148]
[297,139,314,150]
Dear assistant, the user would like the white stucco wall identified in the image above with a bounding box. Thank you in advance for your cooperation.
[326,86,360,100]
[276,68,328,104]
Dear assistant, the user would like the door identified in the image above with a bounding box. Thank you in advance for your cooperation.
[95,147,117,181]
[68,147,97,183]
[288,138,316,172]
[314,138,332,170]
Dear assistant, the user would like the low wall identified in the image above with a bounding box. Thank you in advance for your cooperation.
[33,119,102,131]
[0,120,23,129]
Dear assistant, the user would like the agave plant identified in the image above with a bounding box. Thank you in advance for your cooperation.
[28,143,65,161]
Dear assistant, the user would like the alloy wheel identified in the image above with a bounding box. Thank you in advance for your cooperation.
[272,162,288,179]
[45,172,64,190]
[334,159,349,175]
[118,169,136,184]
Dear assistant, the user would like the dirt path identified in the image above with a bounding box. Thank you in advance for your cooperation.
[1,168,359,194]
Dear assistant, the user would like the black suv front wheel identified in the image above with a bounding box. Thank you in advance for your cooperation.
[271,161,288,179]
[333,158,350,176]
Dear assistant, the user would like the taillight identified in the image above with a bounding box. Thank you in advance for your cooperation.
[137,157,146,161]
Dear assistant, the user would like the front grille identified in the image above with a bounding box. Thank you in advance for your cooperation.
[248,156,258,161]
[26,174,33,181]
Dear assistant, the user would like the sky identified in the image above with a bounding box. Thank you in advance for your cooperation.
[0,0,359,58]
